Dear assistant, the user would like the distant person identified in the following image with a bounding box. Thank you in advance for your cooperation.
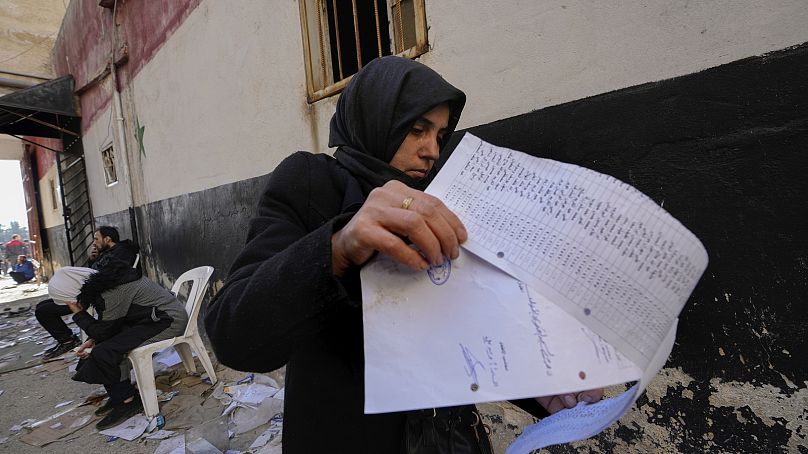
[10,255,35,284]
[4,234,28,266]
[36,226,139,359]
[48,260,188,430]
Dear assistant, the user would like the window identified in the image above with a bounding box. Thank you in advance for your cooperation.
[101,145,118,186]
[299,0,428,102]
[49,178,58,210]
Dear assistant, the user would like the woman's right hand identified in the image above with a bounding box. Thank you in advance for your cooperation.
[331,180,467,276]
[76,339,95,359]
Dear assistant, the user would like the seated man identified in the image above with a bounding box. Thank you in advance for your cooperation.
[48,260,188,430]
[37,226,139,359]
[9,255,35,284]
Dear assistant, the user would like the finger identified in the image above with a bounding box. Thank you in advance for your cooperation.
[535,395,566,414]
[371,228,430,270]
[375,207,444,265]
[425,198,467,245]
[376,184,467,246]
[562,393,578,408]
[578,388,604,404]
[407,198,462,260]
[336,209,432,269]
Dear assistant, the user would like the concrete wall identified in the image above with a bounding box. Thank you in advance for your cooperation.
[81,101,131,217]
[0,135,22,160]
[37,164,61,228]
[106,0,808,207]
[0,0,66,93]
[424,0,808,128]
[460,46,808,452]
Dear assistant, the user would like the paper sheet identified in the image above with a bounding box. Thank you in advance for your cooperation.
[362,251,642,413]
[98,414,150,441]
[361,134,708,450]
[426,133,708,370]
[505,320,678,454]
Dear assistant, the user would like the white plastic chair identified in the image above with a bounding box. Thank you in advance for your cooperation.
[128,265,218,418]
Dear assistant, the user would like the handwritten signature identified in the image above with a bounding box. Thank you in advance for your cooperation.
[522,283,554,375]
[459,343,485,386]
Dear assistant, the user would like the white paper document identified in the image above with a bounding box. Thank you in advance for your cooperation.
[361,133,708,450]
[426,133,708,370]
[363,251,642,413]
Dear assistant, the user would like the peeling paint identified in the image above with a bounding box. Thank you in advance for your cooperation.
[708,378,808,451]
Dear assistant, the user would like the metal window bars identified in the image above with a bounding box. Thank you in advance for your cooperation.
[300,0,428,103]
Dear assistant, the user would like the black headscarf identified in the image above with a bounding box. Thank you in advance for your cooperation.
[329,56,466,193]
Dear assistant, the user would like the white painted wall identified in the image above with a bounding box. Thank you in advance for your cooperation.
[423,0,808,129]
[129,0,335,206]
[0,136,22,160]
[81,100,131,217]
[84,0,808,209]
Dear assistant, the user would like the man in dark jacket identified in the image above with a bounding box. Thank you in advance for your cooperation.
[49,262,188,429]
[37,226,139,359]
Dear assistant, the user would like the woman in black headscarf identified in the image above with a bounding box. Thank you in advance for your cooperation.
[205,56,596,453]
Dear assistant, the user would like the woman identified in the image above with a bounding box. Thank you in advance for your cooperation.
[205,56,599,453]
[49,260,188,430]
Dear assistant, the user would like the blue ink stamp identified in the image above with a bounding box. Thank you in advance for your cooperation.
[427,256,451,285]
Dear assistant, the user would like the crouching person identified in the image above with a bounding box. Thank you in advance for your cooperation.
[47,260,188,430]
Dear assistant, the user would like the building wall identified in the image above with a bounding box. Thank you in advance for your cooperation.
[0,0,66,92]
[81,101,131,217]
[84,0,808,210]
[37,160,61,228]
[49,0,807,451]
[425,0,808,128]
[0,135,22,160]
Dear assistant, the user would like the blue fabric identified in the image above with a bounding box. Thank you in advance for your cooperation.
[14,260,34,280]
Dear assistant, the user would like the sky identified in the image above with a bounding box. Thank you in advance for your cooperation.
[0,160,29,230]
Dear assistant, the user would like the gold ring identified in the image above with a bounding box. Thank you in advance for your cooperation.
[401,196,414,210]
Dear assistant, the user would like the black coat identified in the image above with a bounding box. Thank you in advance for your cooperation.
[205,152,408,452]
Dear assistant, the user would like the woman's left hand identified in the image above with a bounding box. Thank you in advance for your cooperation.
[535,388,604,414]
[331,180,467,275]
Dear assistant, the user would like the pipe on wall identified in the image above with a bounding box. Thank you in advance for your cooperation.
[109,61,139,244]
[0,77,36,90]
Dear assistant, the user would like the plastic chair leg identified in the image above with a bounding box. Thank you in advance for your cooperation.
[130,353,160,418]
[175,343,197,374]
[190,335,218,384]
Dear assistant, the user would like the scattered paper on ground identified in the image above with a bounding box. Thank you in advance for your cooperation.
[18,406,97,447]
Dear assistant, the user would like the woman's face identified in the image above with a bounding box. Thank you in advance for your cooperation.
[389,103,450,180]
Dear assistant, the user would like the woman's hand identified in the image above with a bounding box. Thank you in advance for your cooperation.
[76,339,95,359]
[535,388,604,414]
[332,180,467,276]
[65,301,84,314]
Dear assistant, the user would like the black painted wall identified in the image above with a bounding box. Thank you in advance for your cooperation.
[95,210,134,246]
[133,174,270,290]
[92,44,806,451]
[447,44,808,452]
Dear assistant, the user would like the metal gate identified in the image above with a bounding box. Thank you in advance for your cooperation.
[0,76,92,268]
[56,138,95,267]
